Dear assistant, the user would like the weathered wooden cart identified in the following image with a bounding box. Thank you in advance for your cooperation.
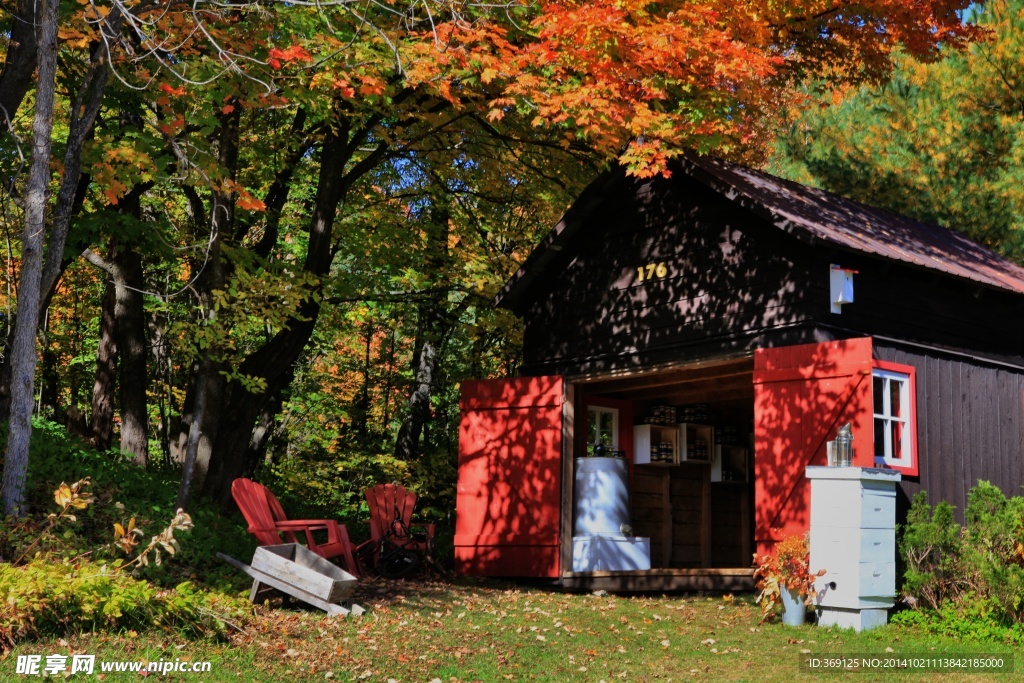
[219,544,365,617]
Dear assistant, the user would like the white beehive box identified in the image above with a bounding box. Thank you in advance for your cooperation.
[571,535,651,572]
[806,467,901,630]
[809,475,896,529]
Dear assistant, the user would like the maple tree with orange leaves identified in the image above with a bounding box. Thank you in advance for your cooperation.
[0,0,984,514]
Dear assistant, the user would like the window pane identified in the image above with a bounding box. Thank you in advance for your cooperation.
[587,409,599,450]
[891,421,904,462]
[872,366,915,470]
[890,378,904,418]
[874,418,886,458]
[587,408,617,454]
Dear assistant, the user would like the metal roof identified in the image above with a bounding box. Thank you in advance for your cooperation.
[495,155,1024,310]
[687,155,1024,296]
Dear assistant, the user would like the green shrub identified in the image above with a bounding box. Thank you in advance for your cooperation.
[0,558,234,649]
[891,597,1024,644]
[962,482,1024,623]
[899,482,1024,630]
[0,418,255,589]
[900,491,963,609]
[0,451,250,649]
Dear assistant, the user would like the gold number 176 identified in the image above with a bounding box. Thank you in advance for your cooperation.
[637,262,668,282]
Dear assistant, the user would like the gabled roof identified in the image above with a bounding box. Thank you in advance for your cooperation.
[495,154,1024,311]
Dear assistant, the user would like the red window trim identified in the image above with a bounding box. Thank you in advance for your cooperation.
[871,359,919,477]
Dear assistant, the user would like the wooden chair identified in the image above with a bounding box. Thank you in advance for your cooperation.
[231,478,360,577]
[364,483,436,569]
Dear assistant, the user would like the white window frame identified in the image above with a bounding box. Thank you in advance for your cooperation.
[872,366,916,473]
[587,406,619,456]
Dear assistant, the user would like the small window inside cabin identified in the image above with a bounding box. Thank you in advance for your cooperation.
[872,365,917,474]
[587,406,619,456]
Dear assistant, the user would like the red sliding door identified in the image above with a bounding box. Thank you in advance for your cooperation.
[753,338,873,554]
[456,376,565,577]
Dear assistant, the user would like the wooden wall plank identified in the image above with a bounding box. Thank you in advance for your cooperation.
[662,470,672,568]
[875,343,1024,520]
[701,466,711,568]
[520,173,821,375]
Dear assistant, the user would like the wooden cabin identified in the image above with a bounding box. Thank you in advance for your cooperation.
[455,155,1024,592]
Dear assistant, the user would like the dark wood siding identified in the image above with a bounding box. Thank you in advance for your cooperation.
[874,343,1024,518]
[632,464,709,569]
[814,251,1024,361]
[710,483,752,567]
[520,174,820,376]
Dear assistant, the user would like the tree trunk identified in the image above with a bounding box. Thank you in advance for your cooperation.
[352,321,374,441]
[112,189,149,466]
[149,297,174,466]
[394,206,453,461]
[202,316,317,508]
[0,172,94,427]
[178,357,224,501]
[39,38,113,302]
[381,329,397,431]
[114,241,148,466]
[175,108,237,508]
[0,0,40,134]
[82,238,149,466]
[39,329,59,416]
[202,124,352,510]
[90,280,117,450]
[1,11,114,512]
[1,0,59,515]
[394,327,438,461]
[248,385,287,466]
[176,357,212,511]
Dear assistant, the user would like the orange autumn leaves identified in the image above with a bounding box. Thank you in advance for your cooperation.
[267,44,314,70]
[511,0,784,175]
[397,0,978,176]
[78,0,980,199]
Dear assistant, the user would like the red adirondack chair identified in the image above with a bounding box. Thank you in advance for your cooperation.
[364,483,436,566]
[231,478,361,577]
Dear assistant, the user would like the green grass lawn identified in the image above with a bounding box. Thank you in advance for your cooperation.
[4,578,1020,682]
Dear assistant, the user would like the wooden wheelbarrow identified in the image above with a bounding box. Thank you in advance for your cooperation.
[218,544,365,617]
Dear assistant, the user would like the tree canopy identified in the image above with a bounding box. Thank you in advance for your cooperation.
[770,0,1024,260]
[0,0,984,515]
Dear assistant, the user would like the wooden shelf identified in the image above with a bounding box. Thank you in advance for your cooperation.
[680,423,714,463]
[634,423,679,464]
[712,445,749,482]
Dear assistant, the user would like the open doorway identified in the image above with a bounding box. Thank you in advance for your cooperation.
[574,357,755,572]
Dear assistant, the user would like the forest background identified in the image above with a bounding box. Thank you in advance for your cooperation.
[0,0,1013,546]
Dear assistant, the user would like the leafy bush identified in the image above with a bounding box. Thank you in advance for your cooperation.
[0,476,244,650]
[891,598,1024,645]
[962,482,1024,623]
[900,491,963,609]
[0,559,233,649]
[899,482,1024,629]
[0,418,255,588]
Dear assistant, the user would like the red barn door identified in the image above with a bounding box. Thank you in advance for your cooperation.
[753,338,873,555]
[456,376,565,577]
